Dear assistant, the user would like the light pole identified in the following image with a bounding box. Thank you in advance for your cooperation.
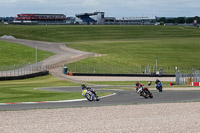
[35,45,37,63]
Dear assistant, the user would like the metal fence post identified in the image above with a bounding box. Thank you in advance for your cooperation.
[10,66,11,76]
[94,65,96,73]
[5,67,7,77]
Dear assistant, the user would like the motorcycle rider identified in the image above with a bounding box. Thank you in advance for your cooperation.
[135,82,143,96]
[81,84,97,96]
[155,79,161,84]
[155,79,162,92]
[81,84,87,90]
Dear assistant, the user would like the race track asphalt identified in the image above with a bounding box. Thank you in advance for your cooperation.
[1,86,200,111]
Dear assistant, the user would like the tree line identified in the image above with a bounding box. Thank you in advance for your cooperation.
[157,16,200,24]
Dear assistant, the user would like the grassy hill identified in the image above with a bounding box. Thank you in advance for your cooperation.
[0,40,54,67]
[0,25,200,42]
[0,25,200,73]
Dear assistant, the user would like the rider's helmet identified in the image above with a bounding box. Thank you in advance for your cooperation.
[155,79,160,84]
[81,84,86,90]
[86,86,92,90]
[139,84,143,87]
[148,81,152,86]
[136,82,139,86]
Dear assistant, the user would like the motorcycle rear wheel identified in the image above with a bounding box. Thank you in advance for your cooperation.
[160,87,162,92]
[141,92,148,99]
[85,93,92,101]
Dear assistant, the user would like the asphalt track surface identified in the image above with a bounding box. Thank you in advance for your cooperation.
[1,86,200,111]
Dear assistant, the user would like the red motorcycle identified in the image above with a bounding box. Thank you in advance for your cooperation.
[136,82,153,99]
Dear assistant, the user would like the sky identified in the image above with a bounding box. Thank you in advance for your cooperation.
[0,0,200,18]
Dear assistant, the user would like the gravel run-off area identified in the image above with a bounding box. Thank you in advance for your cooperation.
[1,102,200,133]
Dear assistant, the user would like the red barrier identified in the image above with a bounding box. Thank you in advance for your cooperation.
[69,72,73,76]
[190,82,200,86]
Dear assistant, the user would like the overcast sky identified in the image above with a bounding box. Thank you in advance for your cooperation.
[0,0,200,18]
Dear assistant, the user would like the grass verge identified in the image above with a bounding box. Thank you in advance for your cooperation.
[0,40,54,66]
[0,75,111,103]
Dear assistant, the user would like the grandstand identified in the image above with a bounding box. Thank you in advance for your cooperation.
[13,14,67,25]
[75,12,104,25]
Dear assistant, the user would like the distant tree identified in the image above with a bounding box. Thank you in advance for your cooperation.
[159,17,167,23]
[186,17,194,23]
[175,17,186,24]
[186,16,200,24]
[194,16,200,23]
[166,18,175,23]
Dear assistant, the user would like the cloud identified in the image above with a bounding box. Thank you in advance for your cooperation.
[82,0,99,6]
[0,0,200,17]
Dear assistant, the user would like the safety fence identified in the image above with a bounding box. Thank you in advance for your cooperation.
[0,62,45,77]
[0,53,94,78]
[67,64,200,75]
[176,71,200,85]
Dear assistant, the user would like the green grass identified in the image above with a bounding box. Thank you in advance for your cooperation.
[0,75,111,103]
[1,25,200,73]
[68,38,200,67]
[0,40,54,66]
[67,37,200,74]
[0,25,200,42]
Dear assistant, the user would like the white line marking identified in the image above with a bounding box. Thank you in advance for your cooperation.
[0,93,116,105]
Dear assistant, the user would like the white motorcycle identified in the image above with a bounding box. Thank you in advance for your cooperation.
[82,89,100,101]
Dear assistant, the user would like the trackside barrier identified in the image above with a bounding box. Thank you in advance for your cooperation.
[69,72,175,77]
[0,70,49,81]
[190,82,200,86]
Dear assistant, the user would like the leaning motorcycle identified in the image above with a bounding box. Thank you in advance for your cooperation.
[82,89,100,101]
[136,86,153,99]
[156,82,162,92]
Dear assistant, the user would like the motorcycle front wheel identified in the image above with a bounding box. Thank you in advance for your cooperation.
[149,93,153,98]
[95,96,100,101]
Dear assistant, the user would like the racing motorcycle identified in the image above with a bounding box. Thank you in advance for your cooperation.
[82,87,100,102]
[156,81,163,92]
[136,84,153,99]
